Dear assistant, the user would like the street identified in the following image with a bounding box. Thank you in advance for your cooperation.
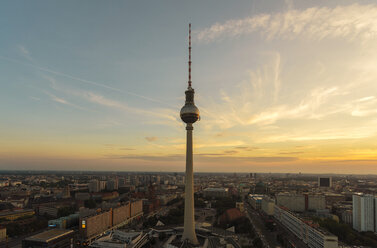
[244,201,280,248]
[244,201,309,248]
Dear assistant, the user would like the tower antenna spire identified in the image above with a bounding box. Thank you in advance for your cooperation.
[188,23,192,88]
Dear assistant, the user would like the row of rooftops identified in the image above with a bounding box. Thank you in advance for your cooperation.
[0,208,34,217]
[275,205,336,237]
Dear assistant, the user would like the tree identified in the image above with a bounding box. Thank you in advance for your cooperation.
[194,198,206,208]
[316,217,377,247]
[57,206,75,217]
[84,198,97,209]
[252,237,263,248]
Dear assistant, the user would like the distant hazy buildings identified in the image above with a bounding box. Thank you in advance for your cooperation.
[106,178,118,191]
[203,187,228,198]
[88,179,100,193]
[118,177,126,187]
[352,193,376,232]
[62,185,70,198]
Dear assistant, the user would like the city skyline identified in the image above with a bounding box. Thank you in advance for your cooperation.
[1,0,377,174]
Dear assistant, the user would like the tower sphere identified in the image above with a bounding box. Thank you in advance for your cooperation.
[180,88,200,124]
[180,103,200,124]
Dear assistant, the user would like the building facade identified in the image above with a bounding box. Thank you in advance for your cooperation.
[0,227,6,242]
[88,179,100,193]
[318,177,332,188]
[276,193,326,212]
[203,188,228,198]
[248,194,263,210]
[352,194,376,232]
[274,206,338,248]
[261,195,275,216]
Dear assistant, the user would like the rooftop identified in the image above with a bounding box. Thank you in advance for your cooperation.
[24,229,74,242]
[203,188,228,192]
[0,208,34,217]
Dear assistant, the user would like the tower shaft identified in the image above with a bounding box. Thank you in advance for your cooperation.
[182,123,198,244]
[180,23,199,245]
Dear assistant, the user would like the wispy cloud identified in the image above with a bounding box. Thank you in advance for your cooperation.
[197,154,299,163]
[95,120,122,128]
[103,144,135,150]
[145,136,158,142]
[234,146,258,151]
[80,91,178,123]
[259,123,377,143]
[18,45,34,62]
[41,75,179,125]
[104,153,298,163]
[273,53,281,102]
[0,54,168,106]
[43,91,86,111]
[201,58,346,130]
[196,4,377,43]
[105,154,184,161]
[30,96,40,101]
[350,96,377,117]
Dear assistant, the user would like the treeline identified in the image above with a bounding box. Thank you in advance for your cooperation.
[143,203,185,228]
[317,218,377,247]
[210,196,238,216]
[57,206,76,217]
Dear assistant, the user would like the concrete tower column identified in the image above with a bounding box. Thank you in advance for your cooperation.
[182,123,198,244]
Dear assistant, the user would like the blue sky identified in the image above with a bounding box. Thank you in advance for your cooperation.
[1,0,377,173]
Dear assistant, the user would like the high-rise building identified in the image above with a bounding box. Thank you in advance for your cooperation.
[180,23,200,245]
[99,180,107,191]
[352,194,375,232]
[118,177,126,187]
[62,185,70,198]
[106,179,118,191]
[88,179,100,193]
[318,176,332,188]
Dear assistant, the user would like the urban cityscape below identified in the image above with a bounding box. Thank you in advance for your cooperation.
[1,171,377,247]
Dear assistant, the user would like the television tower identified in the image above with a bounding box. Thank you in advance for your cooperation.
[180,23,199,245]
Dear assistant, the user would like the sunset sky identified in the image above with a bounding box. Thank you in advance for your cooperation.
[1,0,377,173]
